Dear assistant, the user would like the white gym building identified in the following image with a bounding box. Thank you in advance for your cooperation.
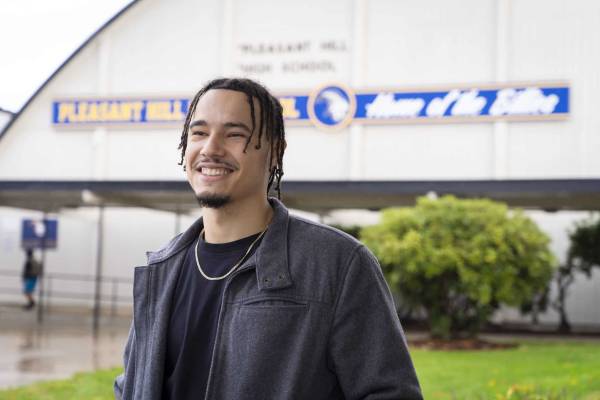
[0,0,599,329]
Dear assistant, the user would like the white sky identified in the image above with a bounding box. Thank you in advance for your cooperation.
[0,0,133,113]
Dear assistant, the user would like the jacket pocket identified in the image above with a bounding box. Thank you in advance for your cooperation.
[240,296,308,309]
[217,299,321,399]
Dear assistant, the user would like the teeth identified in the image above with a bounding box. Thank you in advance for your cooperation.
[202,168,231,176]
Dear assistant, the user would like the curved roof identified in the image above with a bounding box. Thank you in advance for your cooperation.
[0,0,140,142]
[0,106,15,115]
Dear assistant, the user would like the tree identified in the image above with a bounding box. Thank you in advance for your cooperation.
[361,195,556,339]
[552,215,600,332]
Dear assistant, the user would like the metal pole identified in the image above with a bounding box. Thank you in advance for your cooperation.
[37,211,48,324]
[175,209,181,236]
[46,278,52,314]
[111,278,117,318]
[92,206,105,334]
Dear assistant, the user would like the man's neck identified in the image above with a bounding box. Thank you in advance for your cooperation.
[201,196,273,244]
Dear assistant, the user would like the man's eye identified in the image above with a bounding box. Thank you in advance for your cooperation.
[229,133,247,138]
[191,130,207,136]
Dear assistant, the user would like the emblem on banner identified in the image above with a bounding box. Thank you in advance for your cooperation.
[307,83,357,130]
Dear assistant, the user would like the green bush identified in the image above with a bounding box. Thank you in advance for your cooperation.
[361,195,556,339]
[552,215,600,332]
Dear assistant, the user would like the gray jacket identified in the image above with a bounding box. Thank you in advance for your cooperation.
[114,198,422,400]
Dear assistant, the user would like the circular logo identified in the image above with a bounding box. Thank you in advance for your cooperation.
[307,83,356,131]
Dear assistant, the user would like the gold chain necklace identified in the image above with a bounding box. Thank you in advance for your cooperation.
[194,227,267,281]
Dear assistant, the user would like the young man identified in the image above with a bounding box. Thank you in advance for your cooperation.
[114,78,422,400]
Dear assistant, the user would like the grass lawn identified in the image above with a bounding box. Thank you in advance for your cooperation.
[0,367,121,400]
[0,341,599,399]
[411,340,600,399]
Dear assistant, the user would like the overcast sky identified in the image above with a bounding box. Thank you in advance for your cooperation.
[0,0,132,113]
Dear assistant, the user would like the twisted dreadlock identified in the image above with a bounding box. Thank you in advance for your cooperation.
[178,78,286,199]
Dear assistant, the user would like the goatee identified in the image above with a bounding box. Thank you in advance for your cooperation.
[195,193,231,209]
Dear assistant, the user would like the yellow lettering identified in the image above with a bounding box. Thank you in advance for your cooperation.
[108,102,121,120]
[146,100,186,121]
[57,103,76,123]
[58,99,187,124]
[77,103,89,122]
[147,101,170,121]
[131,101,144,121]
[172,100,185,121]
[98,102,108,120]
[98,101,121,121]
[87,103,99,121]
[280,97,300,119]
[119,101,133,121]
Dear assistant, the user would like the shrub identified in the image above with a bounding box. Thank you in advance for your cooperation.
[552,215,600,332]
[361,195,555,339]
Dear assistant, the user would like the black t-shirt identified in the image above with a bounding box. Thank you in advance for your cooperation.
[162,232,262,400]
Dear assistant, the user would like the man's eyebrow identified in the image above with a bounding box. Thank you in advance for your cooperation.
[189,120,207,129]
[223,122,252,133]
[188,120,252,133]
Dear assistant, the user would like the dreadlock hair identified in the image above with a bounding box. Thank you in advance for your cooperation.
[178,78,286,199]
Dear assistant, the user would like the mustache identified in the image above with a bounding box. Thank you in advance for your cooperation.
[193,156,238,170]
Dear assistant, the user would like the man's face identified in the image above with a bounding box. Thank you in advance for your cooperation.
[184,89,272,207]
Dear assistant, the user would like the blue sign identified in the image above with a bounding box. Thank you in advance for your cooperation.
[52,98,191,125]
[21,219,58,249]
[290,83,570,130]
[52,82,569,130]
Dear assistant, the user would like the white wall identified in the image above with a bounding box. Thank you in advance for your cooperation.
[1,0,599,181]
[0,0,598,324]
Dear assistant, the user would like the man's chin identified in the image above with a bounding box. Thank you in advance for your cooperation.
[195,193,231,209]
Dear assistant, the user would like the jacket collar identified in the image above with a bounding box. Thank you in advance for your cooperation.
[146,197,292,291]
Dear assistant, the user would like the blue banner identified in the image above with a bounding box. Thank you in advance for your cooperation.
[52,98,191,125]
[294,83,569,130]
[52,82,569,130]
[21,219,58,249]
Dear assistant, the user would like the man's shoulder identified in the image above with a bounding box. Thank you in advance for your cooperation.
[145,217,204,265]
[287,213,362,252]
[145,233,185,265]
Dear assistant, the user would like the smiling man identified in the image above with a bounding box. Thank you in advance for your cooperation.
[114,78,422,400]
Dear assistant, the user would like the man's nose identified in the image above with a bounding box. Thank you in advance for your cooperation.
[201,131,226,157]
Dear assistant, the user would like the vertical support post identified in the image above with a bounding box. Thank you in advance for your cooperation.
[111,278,117,318]
[37,211,48,323]
[349,0,368,180]
[219,0,234,75]
[46,278,52,314]
[174,208,182,236]
[492,0,510,178]
[93,206,105,335]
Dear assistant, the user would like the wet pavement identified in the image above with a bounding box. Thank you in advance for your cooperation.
[1,302,598,390]
[0,303,130,389]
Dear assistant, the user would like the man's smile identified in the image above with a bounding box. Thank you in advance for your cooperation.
[200,167,232,176]
[193,161,237,180]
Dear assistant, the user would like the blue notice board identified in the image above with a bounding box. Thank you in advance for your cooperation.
[21,219,58,249]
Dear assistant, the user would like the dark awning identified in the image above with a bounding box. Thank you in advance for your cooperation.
[0,179,599,213]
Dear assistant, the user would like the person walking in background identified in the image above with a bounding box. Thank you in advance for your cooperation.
[22,249,41,310]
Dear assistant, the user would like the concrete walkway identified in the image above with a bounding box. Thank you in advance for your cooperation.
[0,303,130,389]
[1,302,598,390]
